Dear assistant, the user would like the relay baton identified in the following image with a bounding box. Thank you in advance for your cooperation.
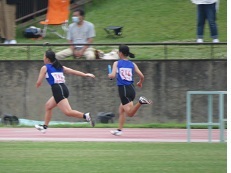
[108,64,112,74]
[108,64,112,80]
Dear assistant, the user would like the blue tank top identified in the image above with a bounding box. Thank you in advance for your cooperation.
[45,64,65,85]
[117,60,134,86]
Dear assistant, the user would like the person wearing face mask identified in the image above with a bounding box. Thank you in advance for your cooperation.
[56,8,96,60]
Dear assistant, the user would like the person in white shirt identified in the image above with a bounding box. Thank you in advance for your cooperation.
[56,8,96,60]
[191,0,219,43]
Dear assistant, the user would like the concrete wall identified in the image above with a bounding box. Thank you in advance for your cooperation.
[0,60,227,123]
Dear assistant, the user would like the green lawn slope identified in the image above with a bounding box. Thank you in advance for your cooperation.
[4,0,227,60]
[87,0,227,43]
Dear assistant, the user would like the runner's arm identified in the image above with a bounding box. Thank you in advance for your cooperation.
[63,66,95,78]
[36,66,47,88]
[108,61,118,79]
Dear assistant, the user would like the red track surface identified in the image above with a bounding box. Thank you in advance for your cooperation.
[0,128,226,142]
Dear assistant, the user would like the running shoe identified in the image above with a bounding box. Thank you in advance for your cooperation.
[35,124,46,133]
[85,112,95,127]
[139,96,152,104]
[110,129,122,136]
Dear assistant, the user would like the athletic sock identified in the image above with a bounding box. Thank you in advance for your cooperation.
[43,125,48,129]
[117,129,121,131]
[83,113,86,119]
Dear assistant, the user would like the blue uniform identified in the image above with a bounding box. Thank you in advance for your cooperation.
[45,64,68,103]
[116,60,134,86]
[45,64,65,85]
[116,60,136,105]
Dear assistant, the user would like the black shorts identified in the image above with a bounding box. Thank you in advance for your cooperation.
[118,84,136,105]
[51,83,69,104]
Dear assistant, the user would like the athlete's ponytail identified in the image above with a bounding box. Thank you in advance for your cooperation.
[119,44,135,58]
[45,49,63,70]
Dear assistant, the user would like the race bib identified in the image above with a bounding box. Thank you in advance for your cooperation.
[51,72,65,83]
[119,68,132,81]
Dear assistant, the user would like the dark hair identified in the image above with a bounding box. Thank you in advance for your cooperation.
[119,44,135,58]
[45,49,63,70]
[74,8,85,16]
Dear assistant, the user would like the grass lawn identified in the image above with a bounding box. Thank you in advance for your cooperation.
[0,142,227,173]
[0,0,227,60]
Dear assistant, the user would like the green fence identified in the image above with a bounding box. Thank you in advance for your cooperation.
[186,91,227,143]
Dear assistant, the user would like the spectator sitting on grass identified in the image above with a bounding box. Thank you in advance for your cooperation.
[56,8,96,60]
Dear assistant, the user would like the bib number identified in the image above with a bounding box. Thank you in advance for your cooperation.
[119,68,132,81]
[51,72,65,83]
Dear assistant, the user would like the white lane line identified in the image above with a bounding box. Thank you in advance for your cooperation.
[0,137,222,143]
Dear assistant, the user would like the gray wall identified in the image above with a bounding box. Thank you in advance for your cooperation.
[0,60,227,123]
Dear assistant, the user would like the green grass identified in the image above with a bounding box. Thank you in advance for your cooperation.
[0,0,227,60]
[87,0,227,43]
[0,142,226,173]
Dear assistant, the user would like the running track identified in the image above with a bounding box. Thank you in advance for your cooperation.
[0,128,227,142]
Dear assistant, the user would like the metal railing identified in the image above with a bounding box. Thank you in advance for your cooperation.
[186,91,227,143]
[16,0,48,23]
[0,42,227,60]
